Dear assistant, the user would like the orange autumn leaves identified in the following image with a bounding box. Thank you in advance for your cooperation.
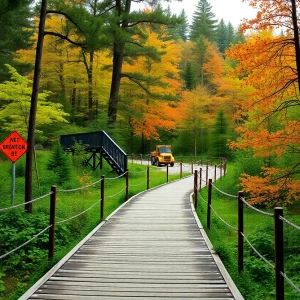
[227,28,300,205]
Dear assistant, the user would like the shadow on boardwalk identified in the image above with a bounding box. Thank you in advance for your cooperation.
[21,176,243,300]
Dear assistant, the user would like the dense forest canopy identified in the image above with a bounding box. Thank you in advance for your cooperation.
[0,0,299,206]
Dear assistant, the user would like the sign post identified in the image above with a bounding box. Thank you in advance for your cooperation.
[0,131,28,204]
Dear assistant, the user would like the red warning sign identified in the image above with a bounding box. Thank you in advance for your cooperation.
[0,131,28,162]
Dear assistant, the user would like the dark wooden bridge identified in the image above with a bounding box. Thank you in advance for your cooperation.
[60,131,128,175]
[20,175,243,299]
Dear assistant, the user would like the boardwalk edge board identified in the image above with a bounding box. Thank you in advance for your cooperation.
[189,192,244,300]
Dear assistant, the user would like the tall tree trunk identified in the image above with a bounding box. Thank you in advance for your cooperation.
[108,43,124,125]
[88,50,94,120]
[291,0,300,92]
[71,79,77,122]
[107,0,131,126]
[25,0,48,213]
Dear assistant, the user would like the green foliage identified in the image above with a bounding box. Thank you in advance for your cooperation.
[0,0,33,82]
[47,143,71,184]
[0,65,69,139]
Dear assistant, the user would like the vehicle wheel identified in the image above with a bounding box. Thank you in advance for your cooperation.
[156,159,160,167]
[170,163,174,167]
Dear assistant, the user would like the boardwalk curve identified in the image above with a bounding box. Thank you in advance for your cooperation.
[21,175,243,300]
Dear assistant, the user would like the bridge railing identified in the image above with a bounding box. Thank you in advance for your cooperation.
[193,173,300,300]
[101,131,127,172]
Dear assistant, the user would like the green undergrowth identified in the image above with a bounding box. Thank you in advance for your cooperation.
[196,162,300,300]
[0,149,190,299]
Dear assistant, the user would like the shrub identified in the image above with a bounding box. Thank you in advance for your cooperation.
[47,143,71,184]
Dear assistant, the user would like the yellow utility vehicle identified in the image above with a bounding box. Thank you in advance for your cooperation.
[150,145,175,167]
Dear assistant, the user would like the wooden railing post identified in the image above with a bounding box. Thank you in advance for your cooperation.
[199,168,202,190]
[166,165,169,183]
[140,154,143,165]
[207,179,212,229]
[206,165,208,186]
[274,207,284,300]
[147,167,150,189]
[48,185,56,260]
[194,170,198,209]
[100,175,105,220]
[125,170,129,201]
[224,159,227,175]
[238,191,244,273]
[214,165,217,182]
[180,162,182,179]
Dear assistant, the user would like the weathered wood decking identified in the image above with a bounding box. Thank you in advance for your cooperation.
[21,176,243,300]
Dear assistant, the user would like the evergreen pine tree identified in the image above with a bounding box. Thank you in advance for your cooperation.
[225,22,235,50]
[189,0,218,42]
[182,61,196,90]
[178,9,189,42]
[216,19,227,54]
[191,35,210,86]
[233,25,246,45]
[0,0,33,81]
[211,109,230,157]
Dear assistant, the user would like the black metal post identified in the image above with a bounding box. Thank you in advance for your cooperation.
[166,165,169,183]
[180,162,182,179]
[48,185,56,260]
[199,168,202,190]
[100,175,105,220]
[147,167,149,189]
[125,170,129,201]
[274,207,284,300]
[238,191,244,273]
[207,179,212,230]
[194,170,198,209]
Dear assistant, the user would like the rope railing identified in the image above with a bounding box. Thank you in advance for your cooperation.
[106,171,127,180]
[209,204,238,231]
[279,216,300,231]
[241,232,275,270]
[0,225,52,260]
[240,197,273,217]
[106,186,127,199]
[280,271,300,293]
[56,199,100,225]
[0,192,53,212]
[57,178,103,193]
[211,183,238,198]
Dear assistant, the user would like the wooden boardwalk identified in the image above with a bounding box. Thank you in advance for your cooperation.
[21,176,243,300]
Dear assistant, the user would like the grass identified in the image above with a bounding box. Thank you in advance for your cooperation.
[196,163,300,300]
[0,150,191,299]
